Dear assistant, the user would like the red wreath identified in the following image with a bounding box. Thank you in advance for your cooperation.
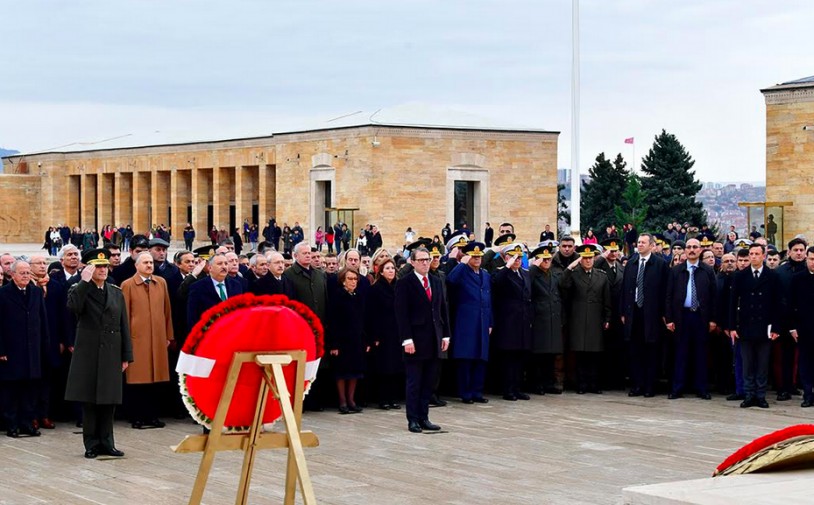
[179,293,324,431]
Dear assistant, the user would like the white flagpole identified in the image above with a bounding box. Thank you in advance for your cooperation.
[570,0,581,239]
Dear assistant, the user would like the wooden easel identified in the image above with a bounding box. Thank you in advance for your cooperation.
[172,350,319,505]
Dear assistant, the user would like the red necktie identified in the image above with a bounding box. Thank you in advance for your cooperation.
[423,276,432,301]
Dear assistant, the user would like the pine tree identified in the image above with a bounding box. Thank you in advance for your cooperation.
[580,152,629,234]
[614,174,648,232]
[557,183,570,237]
[639,130,706,230]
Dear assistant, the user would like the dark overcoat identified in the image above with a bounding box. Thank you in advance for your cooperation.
[665,262,717,327]
[283,263,328,324]
[560,267,611,352]
[186,276,244,334]
[529,265,563,354]
[327,287,367,376]
[728,266,782,339]
[491,267,533,352]
[365,279,403,375]
[621,254,668,343]
[64,281,133,404]
[445,263,492,360]
[0,284,49,381]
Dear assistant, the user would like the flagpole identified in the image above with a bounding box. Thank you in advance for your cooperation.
[570,0,581,239]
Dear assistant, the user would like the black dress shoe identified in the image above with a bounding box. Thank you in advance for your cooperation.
[20,425,41,437]
[408,421,422,433]
[131,421,144,429]
[590,389,603,395]
[777,392,792,402]
[792,389,802,396]
[338,406,350,415]
[576,389,586,395]
[802,399,813,408]
[643,392,655,398]
[726,393,745,401]
[388,403,401,410]
[349,404,363,413]
[756,398,770,408]
[628,389,642,397]
[419,419,441,431]
[544,387,563,395]
[429,397,447,407]
[75,420,83,428]
[101,447,125,457]
[472,397,489,404]
[502,394,517,401]
[84,449,98,459]
[148,418,166,428]
[461,398,474,404]
[515,393,530,400]
[378,403,392,410]
[740,398,755,408]
[6,429,19,438]
[697,393,712,400]
[534,387,546,396]
[668,393,683,400]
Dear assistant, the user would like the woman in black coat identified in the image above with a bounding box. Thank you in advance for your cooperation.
[327,268,368,414]
[365,259,403,409]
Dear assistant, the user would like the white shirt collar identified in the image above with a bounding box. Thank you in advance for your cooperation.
[413,271,429,284]
[639,253,651,262]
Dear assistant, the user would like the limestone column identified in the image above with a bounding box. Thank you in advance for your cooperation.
[80,173,98,231]
[97,173,113,230]
[258,164,277,224]
[171,169,191,246]
[132,171,150,234]
[235,165,253,231]
[212,167,230,234]
[190,168,211,246]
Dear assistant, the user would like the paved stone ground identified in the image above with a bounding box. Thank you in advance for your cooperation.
[2,391,812,505]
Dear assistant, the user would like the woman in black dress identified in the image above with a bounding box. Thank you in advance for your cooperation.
[327,268,368,414]
[365,259,403,409]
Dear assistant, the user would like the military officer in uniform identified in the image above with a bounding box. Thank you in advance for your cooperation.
[528,244,564,394]
[483,232,516,274]
[65,249,133,459]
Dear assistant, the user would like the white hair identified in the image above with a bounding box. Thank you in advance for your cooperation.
[59,244,80,259]
[135,251,153,265]
[293,242,311,256]
[10,260,30,273]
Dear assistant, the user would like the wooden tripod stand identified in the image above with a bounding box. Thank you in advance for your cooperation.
[172,351,319,505]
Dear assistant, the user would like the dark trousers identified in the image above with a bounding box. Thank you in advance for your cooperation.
[501,350,525,396]
[740,339,771,400]
[82,403,116,451]
[456,359,487,400]
[184,239,193,250]
[575,352,599,390]
[672,310,708,395]
[1,379,37,430]
[405,359,439,423]
[125,382,161,422]
[377,373,403,405]
[772,334,797,394]
[35,365,60,419]
[629,309,661,394]
[798,337,814,401]
[530,353,558,390]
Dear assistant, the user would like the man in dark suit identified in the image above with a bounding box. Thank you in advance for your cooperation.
[789,246,814,407]
[395,246,451,433]
[252,252,294,297]
[110,234,149,285]
[728,243,782,408]
[775,237,807,401]
[186,253,245,334]
[595,238,625,389]
[621,233,669,397]
[0,260,49,438]
[665,238,718,400]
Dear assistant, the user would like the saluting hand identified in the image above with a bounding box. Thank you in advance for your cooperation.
[506,255,518,269]
[80,265,95,283]
[192,259,206,277]
[532,257,543,268]
[460,254,471,265]
[568,258,581,270]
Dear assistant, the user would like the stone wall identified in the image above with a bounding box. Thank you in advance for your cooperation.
[0,175,42,242]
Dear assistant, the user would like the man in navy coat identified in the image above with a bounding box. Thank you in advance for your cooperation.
[395,246,451,433]
[187,254,245,335]
[0,260,49,438]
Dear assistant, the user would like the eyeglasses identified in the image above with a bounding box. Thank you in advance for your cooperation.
[110,253,121,257]
[686,245,700,249]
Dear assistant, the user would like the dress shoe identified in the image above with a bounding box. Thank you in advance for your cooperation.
[643,392,655,398]
[148,418,166,428]
[777,392,792,402]
[84,449,98,459]
[6,429,19,438]
[802,399,813,408]
[131,421,144,429]
[792,389,802,396]
[461,398,474,404]
[378,403,391,410]
[740,397,755,408]
[419,419,441,431]
[100,447,125,457]
[726,393,745,401]
[544,387,563,395]
[20,425,41,437]
[388,403,401,410]
[338,406,350,415]
[668,393,683,400]
[534,387,546,396]
[39,418,55,429]
[576,389,586,395]
[502,394,517,401]
[697,393,712,400]
[589,389,603,395]
[756,399,770,409]
[628,389,642,397]
[472,397,489,404]
[75,420,83,428]
[31,419,39,430]
[516,393,531,400]
[349,405,363,413]
[429,397,447,407]
[408,421,422,433]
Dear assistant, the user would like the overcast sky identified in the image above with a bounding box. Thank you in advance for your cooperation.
[1,0,812,182]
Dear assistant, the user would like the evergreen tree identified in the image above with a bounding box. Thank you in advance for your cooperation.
[580,152,629,234]
[557,183,570,237]
[614,174,648,232]
[639,130,706,230]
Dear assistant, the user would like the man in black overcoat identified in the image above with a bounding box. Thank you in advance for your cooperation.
[252,252,295,297]
[621,233,669,397]
[789,246,814,407]
[394,246,451,433]
[664,238,717,400]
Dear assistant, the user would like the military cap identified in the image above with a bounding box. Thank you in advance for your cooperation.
[82,248,110,266]
[427,242,445,257]
[672,240,686,249]
[733,238,753,250]
[131,234,150,249]
[575,244,598,258]
[538,239,560,248]
[600,238,621,252]
[653,233,670,247]
[257,241,273,253]
[148,237,170,248]
[406,237,433,253]
[462,241,486,257]
[282,253,293,261]
[494,233,517,247]
[530,245,554,260]
[193,246,217,260]
[501,242,525,257]
[445,234,469,252]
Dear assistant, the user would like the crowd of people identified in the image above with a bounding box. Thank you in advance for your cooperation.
[5,217,814,456]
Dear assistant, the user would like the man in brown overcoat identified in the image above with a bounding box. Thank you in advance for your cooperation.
[121,252,173,429]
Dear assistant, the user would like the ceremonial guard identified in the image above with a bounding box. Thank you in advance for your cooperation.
[560,244,611,394]
[491,241,533,400]
[446,241,492,404]
[65,249,132,458]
